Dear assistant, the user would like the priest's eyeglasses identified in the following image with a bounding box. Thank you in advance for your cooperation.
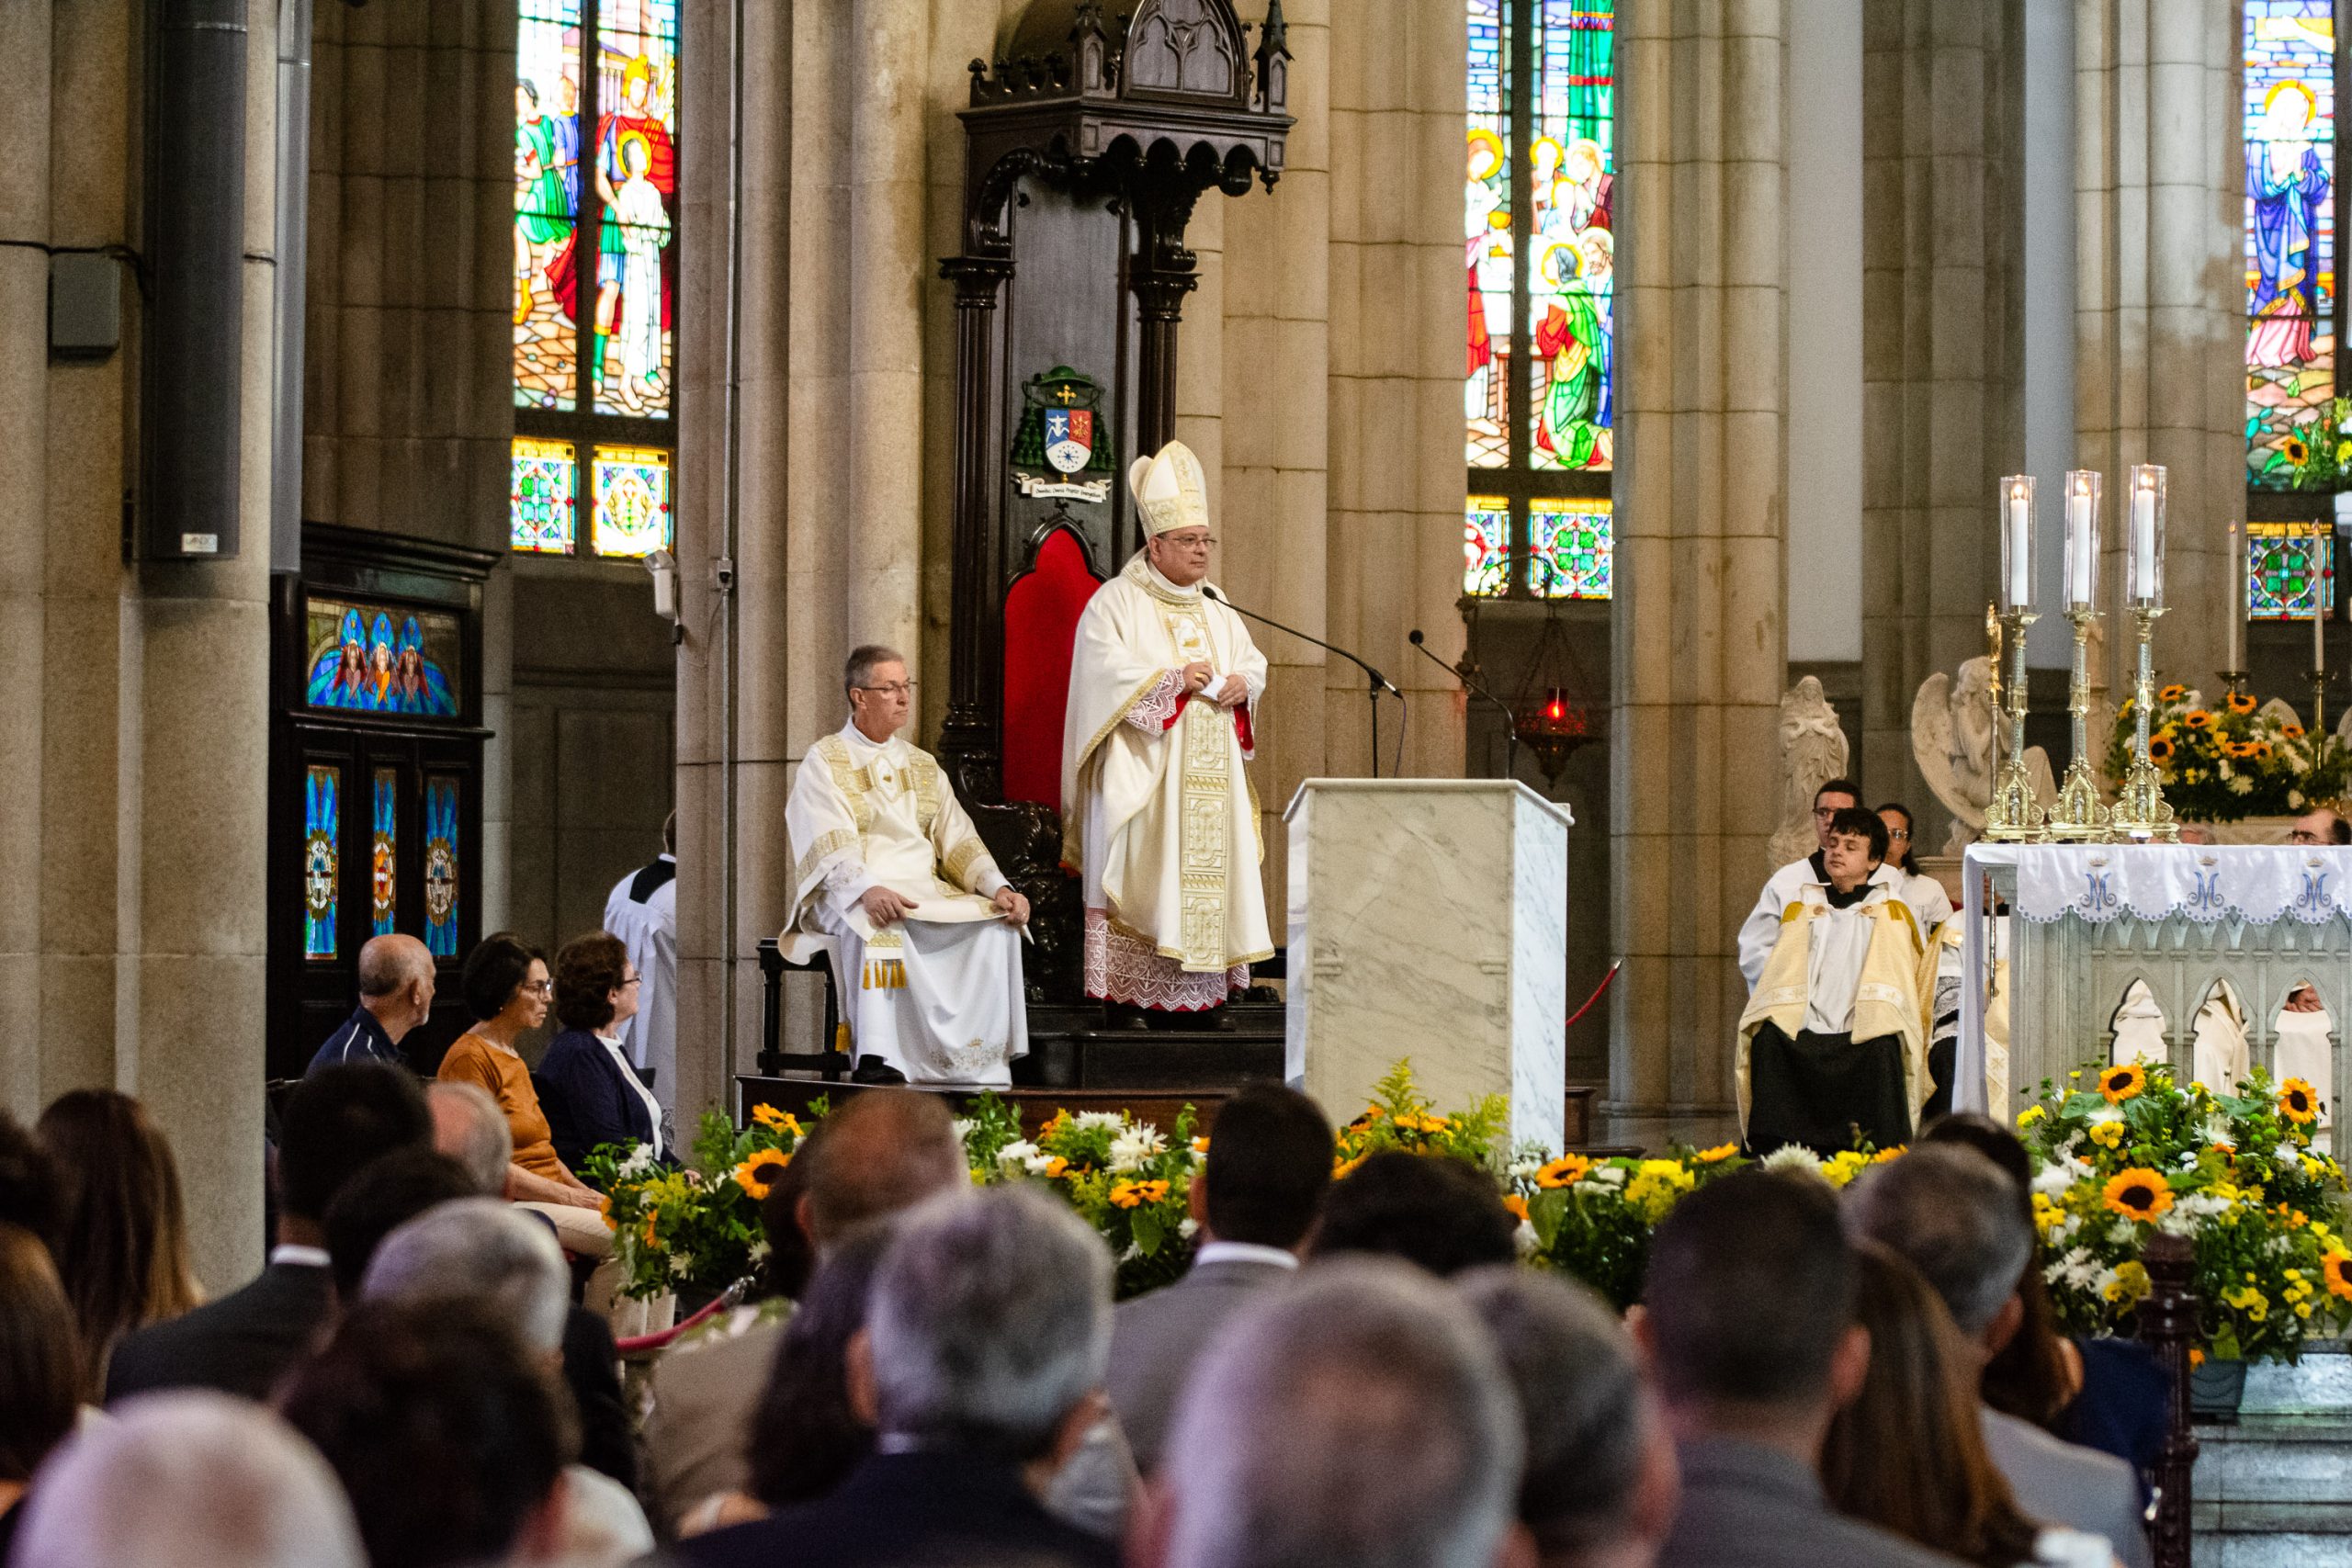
[860,681,918,697]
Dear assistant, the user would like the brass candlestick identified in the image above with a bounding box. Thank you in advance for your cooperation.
[2048,606,2110,840]
[2312,668,2331,744]
[2217,669,2250,701]
[2109,605,2178,841]
[1984,608,2047,840]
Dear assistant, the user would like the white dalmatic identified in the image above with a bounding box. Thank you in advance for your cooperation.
[784,720,1027,1086]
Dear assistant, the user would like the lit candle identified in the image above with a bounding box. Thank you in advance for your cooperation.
[2064,470,2099,608]
[2001,476,2034,613]
[2126,465,2165,609]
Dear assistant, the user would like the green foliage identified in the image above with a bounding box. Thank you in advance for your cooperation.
[2105,684,2346,822]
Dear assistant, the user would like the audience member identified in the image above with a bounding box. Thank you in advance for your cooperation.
[0,1106,58,1240]
[1107,1083,1332,1472]
[1921,1115,2168,1478]
[356,1199,653,1560]
[12,1390,365,1568]
[0,1223,81,1561]
[416,1077,639,1488]
[1308,1148,1519,1277]
[321,1146,479,1299]
[278,1297,577,1568]
[681,1187,1120,1568]
[107,1064,432,1403]
[35,1089,200,1397]
[2290,806,2351,846]
[435,932,613,1267]
[1825,1242,2115,1568]
[644,1089,966,1534]
[1143,1257,1523,1568]
[305,932,437,1075]
[538,931,672,1174]
[1634,1168,1959,1568]
[759,1141,820,1302]
[1459,1264,1677,1568]
[1847,1146,2151,1568]
[740,1224,899,1517]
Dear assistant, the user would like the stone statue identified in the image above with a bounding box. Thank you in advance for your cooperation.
[1767,677,1849,869]
[1914,656,2055,855]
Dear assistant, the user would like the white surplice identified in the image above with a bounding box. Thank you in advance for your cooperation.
[783,721,1028,1085]
[603,854,677,1117]
[1060,554,1273,1011]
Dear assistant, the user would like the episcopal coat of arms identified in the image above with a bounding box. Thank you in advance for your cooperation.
[1012,367,1114,502]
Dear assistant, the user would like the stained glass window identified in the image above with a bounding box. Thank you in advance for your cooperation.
[424,776,460,959]
[1529,498,1611,598]
[1465,498,1510,594]
[2245,1,2337,487]
[1462,0,1612,597]
[1528,2,1613,472]
[514,0,675,555]
[592,445,672,557]
[371,768,398,938]
[304,765,340,961]
[2249,520,2337,617]
[511,436,577,553]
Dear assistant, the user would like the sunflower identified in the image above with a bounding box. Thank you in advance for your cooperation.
[2256,741,2275,761]
[2098,1063,2146,1104]
[1501,1193,1530,1223]
[1333,1153,1366,1180]
[2286,433,2312,465]
[2286,722,2307,739]
[1109,1179,1170,1209]
[2101,1168,2175,1222]
[2324,1249,2352,1303]
[1871,1145,1905,1164]
[2158,683,2188,703]
[1695,1144,1739,1164]
[1535,1154,1592,1189]
[733,1148,793,1201]
[2229,692,2258,715]
[2280,1077,2322,1125]
[2184,709,2215,730]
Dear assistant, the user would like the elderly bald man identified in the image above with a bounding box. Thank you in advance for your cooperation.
[306,932,436,1076]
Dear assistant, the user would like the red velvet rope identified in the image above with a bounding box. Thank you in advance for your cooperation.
[1564,959,1622,1032]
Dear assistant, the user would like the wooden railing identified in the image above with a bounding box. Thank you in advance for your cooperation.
[2135,1230,2199,1568]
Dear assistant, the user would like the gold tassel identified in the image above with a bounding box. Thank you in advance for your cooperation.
[834,1021,852,1053]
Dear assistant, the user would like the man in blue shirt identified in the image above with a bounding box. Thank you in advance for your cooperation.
[306,933,436,1076]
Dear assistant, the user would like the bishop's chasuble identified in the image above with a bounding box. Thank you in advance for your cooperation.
[1061,554,1274,1011]
[784,720,1027,1085]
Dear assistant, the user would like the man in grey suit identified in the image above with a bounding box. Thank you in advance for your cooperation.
[1106,1083,1333,1473]
[1635,1171,1966,1568]
[1849,1145,2154,1568]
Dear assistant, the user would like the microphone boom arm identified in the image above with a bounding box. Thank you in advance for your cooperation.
[1205,585,1399,777]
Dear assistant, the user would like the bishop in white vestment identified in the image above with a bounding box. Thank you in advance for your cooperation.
[784,648,1032,1085]
[1061,440,1274,1015]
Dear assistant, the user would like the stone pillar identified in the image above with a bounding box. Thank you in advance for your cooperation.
[845,0,929,665]
[1609,0,1788,1116]
[2075,0,2239,692]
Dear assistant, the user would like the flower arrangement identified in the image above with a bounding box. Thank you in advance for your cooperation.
[2104,683,2346,822]
[2015,1060,2352,1363]
[1510,1142,1749,1309]
[1333,1059,1510,1178]
[968,1099,1206,1298]
[581,1100,815,1302]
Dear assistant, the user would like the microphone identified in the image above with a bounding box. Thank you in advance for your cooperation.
[1408,628,1521,741]
[1204,586,1399,695]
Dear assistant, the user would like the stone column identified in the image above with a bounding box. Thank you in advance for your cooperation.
[1609,0,1788,1116]
[2075,0,2239,692]
[844,0,928,665]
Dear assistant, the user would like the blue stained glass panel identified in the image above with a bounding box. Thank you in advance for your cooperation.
[371,768,398,938]
[515,0,583,412]
[1466,0,1510,468]
[304,765,340,961]
[1529,0,1613,472]
[2249,520,2336,618]
[1465,497,1510,595]
[1530,498,1611,599]
[2245,0,2337,485]
[511,436,577,554]
[424,776,460,959]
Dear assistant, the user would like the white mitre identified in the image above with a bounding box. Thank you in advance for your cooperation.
[1126,440,1211,536]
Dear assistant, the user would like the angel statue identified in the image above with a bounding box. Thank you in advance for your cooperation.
[1913,656,2054,854]
[1765,677,1850,870]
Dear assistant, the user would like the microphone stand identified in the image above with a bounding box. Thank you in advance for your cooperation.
[1408,628,1521,778]
[1204,586,1397,778]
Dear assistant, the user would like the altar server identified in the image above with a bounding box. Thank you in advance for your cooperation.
[1061,440,1272,1022]
[602,814,676,1111]
[784,646,1031,1085]
[1737,807,1928,1156]
[1738,781,1944,991]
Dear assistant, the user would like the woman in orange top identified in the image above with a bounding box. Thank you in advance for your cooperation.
[436,933,611,1261]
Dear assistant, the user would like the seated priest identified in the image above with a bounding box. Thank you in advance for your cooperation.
[1737,807,1928,1157]
[783,645,1032,1087]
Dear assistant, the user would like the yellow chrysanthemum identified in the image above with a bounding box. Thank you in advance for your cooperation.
[2017,1106,2046,1127]
[1626,1159,1695,1220]
[1535,1155,1592,1190]
[2099,1064,2146,1105]
[2104,1260,2152,1305]
[732,1149,793,1201]
[2101,1168,2173,1223]
[2088,1120,2124,1149]
[2281,1077,2321,1125]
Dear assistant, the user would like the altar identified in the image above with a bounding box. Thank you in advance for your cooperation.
[1958,844,2352,1124]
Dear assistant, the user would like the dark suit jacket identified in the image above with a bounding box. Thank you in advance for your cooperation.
[1104,1256,1294,1472]
[1659,1437,1968,1568]
[104,1261,335,1404]
[538,1028,662,1174]
[563,1303,638,1491]
[678,1450,1119,1568]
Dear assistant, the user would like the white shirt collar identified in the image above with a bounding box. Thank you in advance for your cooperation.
[839,717,904,759]
[597,1033,666,1159]
[1136,553,1205,601]
[270,1244,331,1269]
[1194,1240,1300,1271]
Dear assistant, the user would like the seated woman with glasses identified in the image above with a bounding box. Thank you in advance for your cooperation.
[436,933,614,1269]
[538,931,674,1179]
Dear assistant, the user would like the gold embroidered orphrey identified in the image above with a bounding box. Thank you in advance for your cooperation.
[1162,593,1234,974]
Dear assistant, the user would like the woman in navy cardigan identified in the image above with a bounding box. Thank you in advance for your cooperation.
[540,931,673,1179]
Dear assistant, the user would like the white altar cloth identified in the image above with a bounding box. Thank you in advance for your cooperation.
[1958,844,2352,1114]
